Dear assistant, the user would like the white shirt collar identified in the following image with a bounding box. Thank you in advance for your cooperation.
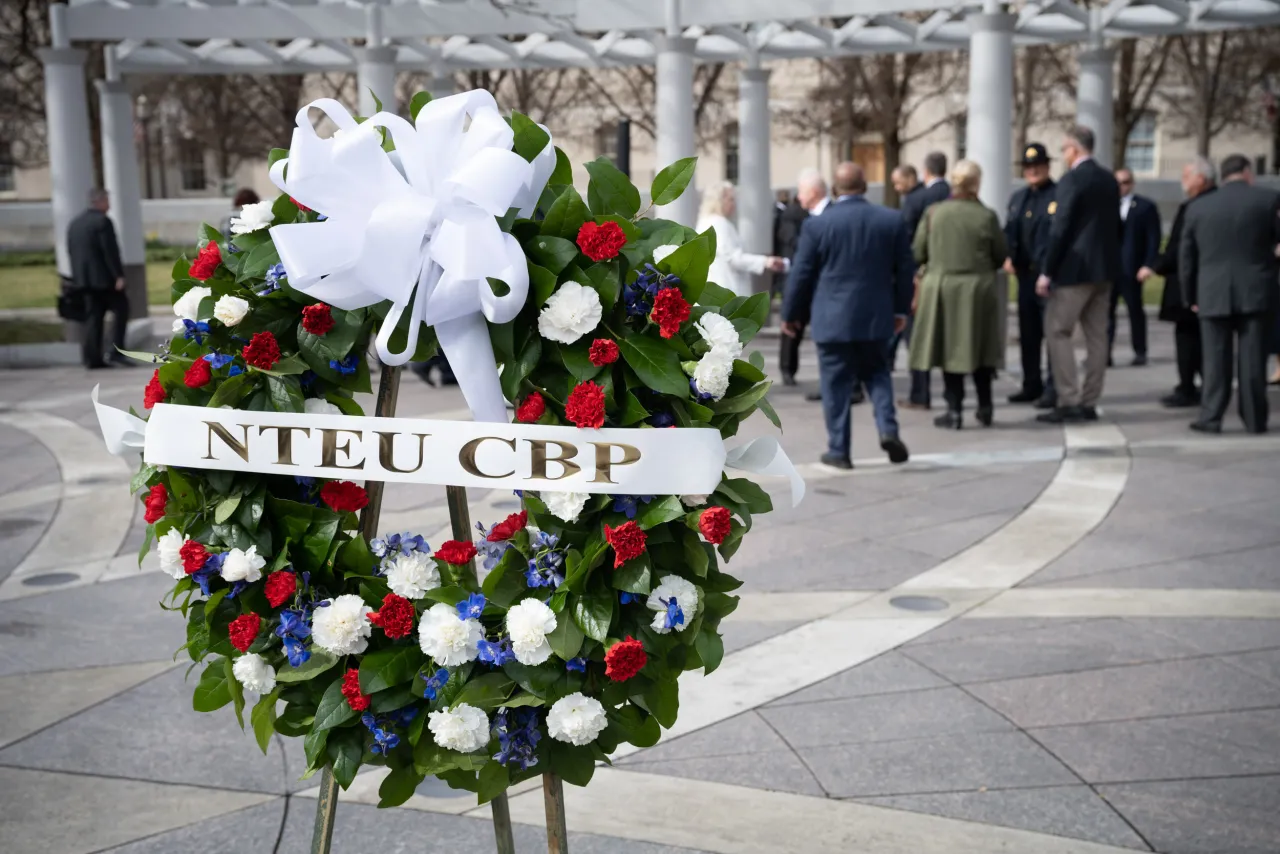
[811,196,831,216]
[925,177,942,187]
[1072,155,1093,169]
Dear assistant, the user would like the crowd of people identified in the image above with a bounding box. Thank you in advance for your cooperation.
[771,125,1280,469]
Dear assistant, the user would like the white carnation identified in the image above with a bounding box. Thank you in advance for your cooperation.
[230,200,276,235]
[547,692,607,746]
[173,286,211,321]
[303,397,341,416]
[418,602,482,666]
[220,545,266,583]
[156,529,187,580]
[537,282,602,345]
[213,295,250,327]
[695,312,743,360]
[542,491,589,523]
[679,494,709,508]
[692,350,734,400]
[427,703,490,753]
[232,653,276,694]
[385,551,440,600]
[647,574,700,634]
[311,593,373,656]
[505,598,556,666]
[653,244,679,264]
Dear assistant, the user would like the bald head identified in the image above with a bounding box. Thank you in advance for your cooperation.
[834,162,866,196]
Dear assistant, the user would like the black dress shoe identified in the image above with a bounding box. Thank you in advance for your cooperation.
[108,356,137,368]
[1008,389,1042,404]
[820,453,853,470]
[1189,421,1221,434]
[1080,406,1099,421]
[1037,406,1085,424]
[1033,395,1057,410]
[975,406,994,427]
[781,374,797,387]
[1131,354,1148,367]
[1161,389,1200,408]
[805,391,823,402]
[933,410,962,430]
[880,434,909,464]
[86,362,113,370]
[898,399,930,411]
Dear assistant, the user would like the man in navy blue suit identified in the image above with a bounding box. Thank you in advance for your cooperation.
[783,162,912,469]
[1110,167,1162,366]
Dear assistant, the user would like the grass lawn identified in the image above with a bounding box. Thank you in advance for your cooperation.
[0,262,176,311]
[0,318,68,345]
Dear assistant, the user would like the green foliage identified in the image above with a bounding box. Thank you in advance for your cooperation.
[650,157,697,207]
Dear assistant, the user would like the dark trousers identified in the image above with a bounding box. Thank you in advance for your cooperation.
[83,289,129,367]
[816,340,899,459]
[1015,270,1053,398]
[942,368,995,411]
[901,314,931,405]
[1108,275,1148,358]
[1173,316,1202,395]
[1199,313,1270,433]
[779,322,804,379]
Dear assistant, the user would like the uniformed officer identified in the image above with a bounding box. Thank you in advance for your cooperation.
[1004,143,1057,407]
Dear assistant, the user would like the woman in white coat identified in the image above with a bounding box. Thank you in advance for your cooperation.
[695,181,784,298]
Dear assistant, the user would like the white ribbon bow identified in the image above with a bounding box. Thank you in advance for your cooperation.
[92,385,147,455]
[268,90,556,423]
[725,437,806,507]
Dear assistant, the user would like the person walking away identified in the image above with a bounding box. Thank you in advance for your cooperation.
[1036,125,1122,424]
[67,188,130,370]
[782,162,912,469]
[1110,168,1161,366]
[899,152,951,411]
[887,165,923,370]
[910,160,1008,430]
[222,188,260,241]
[697,181,785,299]
[1150,157,1216,408]
[1179,154,1280,434]
[776,173,821,386]
[1004,143,1058,409]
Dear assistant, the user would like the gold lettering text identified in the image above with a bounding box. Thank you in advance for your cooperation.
[203,422,251,462]
[258,425,310,467]
[320,428,365,470]
[590,442,642,484]
[376,431,430,474]
[527,439,581,481]
[459,436,517,479]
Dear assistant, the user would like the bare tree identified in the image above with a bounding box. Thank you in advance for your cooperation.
[580,63,731,143]
[1112,37,1172,168]
[0,0,52,168]
[1161,32,1268,156]
[1012,45,1073,156]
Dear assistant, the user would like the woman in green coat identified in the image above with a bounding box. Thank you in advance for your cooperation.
[909,160,1009,429]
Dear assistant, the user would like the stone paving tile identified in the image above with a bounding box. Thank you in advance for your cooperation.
[1130,618,1280,657]
[856,785,1150,851]
[100,799,285,854]
[0,500,56,584]
[967,657,1280,728]
[902,617,1104,648]
[621,749,827,798]
[719,619,804,655]
[763,651,949,707]
[799,730,1077,798]
[1219,649,1280,686]
[1030,708,1280,783]
[733,534,938,592]
[882,511,1011,560]
[619,712,789,765]
[1097,776,1280,854]
[1025,541,1280,590]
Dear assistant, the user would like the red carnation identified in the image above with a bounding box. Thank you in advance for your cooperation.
[301,303,335,336]
[228,613,261,653]
[241,331,281,370]
[264,570,297,608]
[143,370,166,409]
[605,636,647,682]
[341,668,370,712]
[699,506,733,545]
[565,381,606,429]
[188,241,221,281]
[588,338,620,366]
[320,480,368,513]
[434,539,478,566]
[576,220,627,262]
[650,288,691,339]
[143,484,168,524]
[290,197,311,213]
[184,358,212,389]
[488,510,528,542]
[515,391,545,424]
[369,593,416,639]
[180,540,209,575]
[604,521,647,568]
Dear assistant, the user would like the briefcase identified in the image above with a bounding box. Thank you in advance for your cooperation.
[56,285,89,322]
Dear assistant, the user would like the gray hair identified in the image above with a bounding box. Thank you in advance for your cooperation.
[796,167,827,194]
[1068,124,1095,153]
[1187,155,1217,185]
[87,187,109,205]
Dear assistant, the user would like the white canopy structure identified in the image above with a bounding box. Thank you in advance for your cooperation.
[42,0,1280,311]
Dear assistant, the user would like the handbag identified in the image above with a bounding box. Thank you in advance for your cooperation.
[56,284,89,322]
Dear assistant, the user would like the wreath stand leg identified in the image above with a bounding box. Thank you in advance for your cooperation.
[543,773,568,853]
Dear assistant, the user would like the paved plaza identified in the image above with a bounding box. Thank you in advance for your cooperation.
[1,321,1278,854]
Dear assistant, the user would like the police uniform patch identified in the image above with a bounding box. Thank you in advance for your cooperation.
[1025,210,1033,218]
[1026,146,1037,160]
[1048,201,1057,215]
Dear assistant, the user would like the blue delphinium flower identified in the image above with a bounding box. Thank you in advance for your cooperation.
[477,636,515,667]
[299,370,317,389]
[182,319,211,345]
[647,411,675,428]
[531,530,559,550]
[276,609,311,640]
[422,667,450,701]
[282,635,310,667]
[258,263,286,295]
[329,355,358,376]
[623,274,656,318]
[474,522,512,570]
[611,494,654,519]
[456,593,486,621]
[293,476,320,506]
[225,580,248,600]
[203,352,235,370]
[227,243,241,255]
[191,551,224,596]
[493,708,541,771]
[565,657,587,673]
[662,597,685,631]
[690,378,715,402]
[361,712,401,755]
[619,592,639,605]
[228,365,244,377]
[525,550,565,589]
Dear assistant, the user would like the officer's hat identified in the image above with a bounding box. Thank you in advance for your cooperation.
[1020,143,1051,167]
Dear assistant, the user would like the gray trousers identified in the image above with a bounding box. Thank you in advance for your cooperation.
[1045,281,1111,408]
[1199,312,1271,433]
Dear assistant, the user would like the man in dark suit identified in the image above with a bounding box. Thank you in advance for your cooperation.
[1109,168,1162,367]
[783,162,912,469]
[1036,125,1123,423]
[1149,157,1216,408]
[776,174,819,386]
[1179,154,1280,434]
[67,188,129,369]
[887,165,923,372]
[898,151,950,411]
[1004,143,1057,407]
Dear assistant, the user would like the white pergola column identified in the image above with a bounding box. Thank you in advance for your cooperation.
[97,49,147,317]
[737,66,773,273]
[429,69,455,100]
[1077,38,1116,168]
[966,10,1015,222]
[357,47,398,115]
[39,45,94,280]
[655,34,697,226]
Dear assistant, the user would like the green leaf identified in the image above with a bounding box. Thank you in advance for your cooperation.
[529,262,558,307]
[268,148,290,169]
[732,359,767,384]
[359,645,425,694]
[644,677,679,728]
[303,726,329,771]
[585,157,641,218]
[328,729,364,789]
[541,185,591,240]
[500,329,542,403]
[617,332,689,398]
[213,495,242,525]
[651,157,697,206]
[251,689,279,754]
[711,380,771,415]
[130,462,160,496]
[695,627,725,675]
[207,371,254,409]
[619,390,649,426]
[559,340,602,382]
[748,349,766,371]
[276,649,340,683]
[548,741,597,787]
[192,659,232,712]
[409,91,433,121]
[476,759,510,804]
[549,146,573,186]
[453,672,514,710]
[313,675,357,732]
[611,552,651,595]
[719,477,774,514]
[379,766,426,808]
[680,527,710,577]
[236,241,281,283]
[636,496,686,530]
[252,353,308,377]
[757,395,782,430]
[658,235,711,304]
[609,704,662,748]
[526,235,578,274]
[572,592,615,643]
[546,610,585,660]
[511,112,551,163]
[167,468,200,513]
